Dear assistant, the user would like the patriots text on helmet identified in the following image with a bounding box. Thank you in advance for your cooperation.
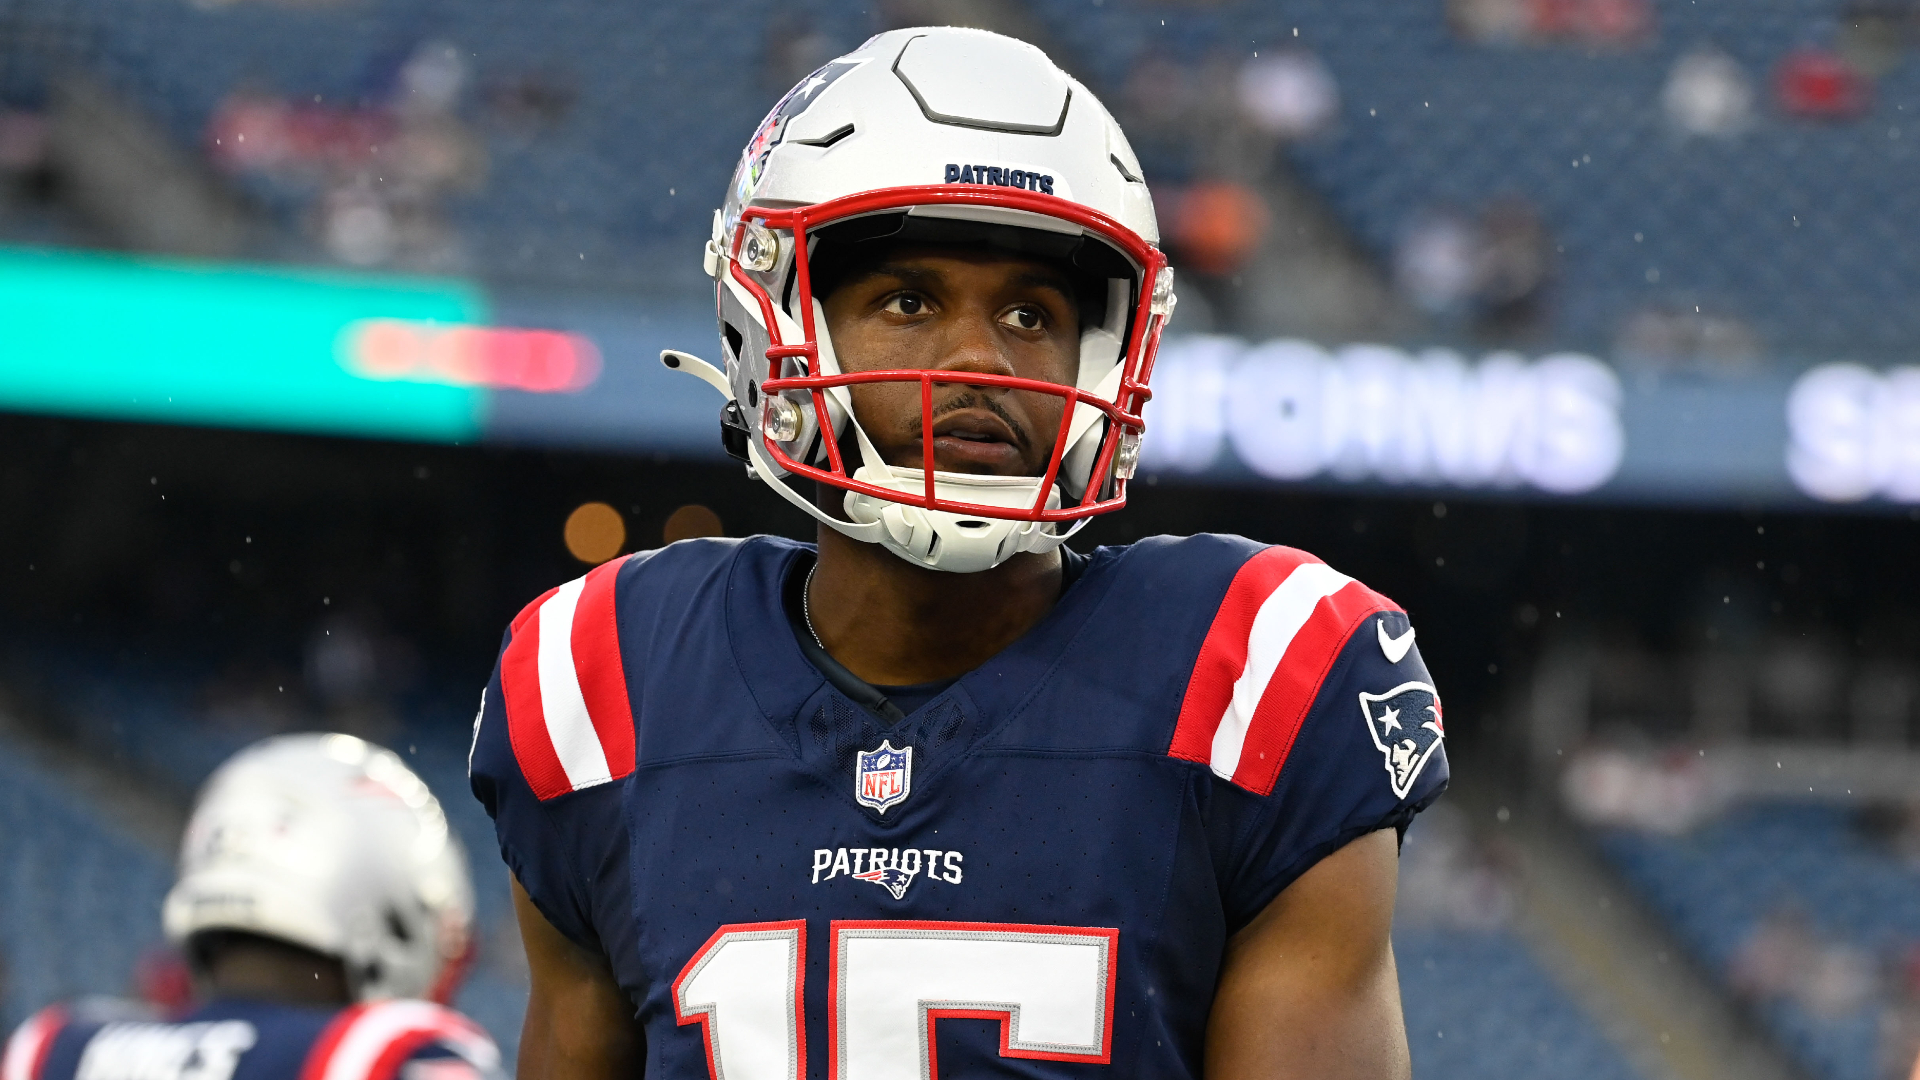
[943,163,1055,194]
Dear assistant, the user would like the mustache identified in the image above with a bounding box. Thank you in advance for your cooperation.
[905,390,1035,453]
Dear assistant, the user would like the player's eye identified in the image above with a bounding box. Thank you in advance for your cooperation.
[881,293,926,316]
[1000,305,1046,331]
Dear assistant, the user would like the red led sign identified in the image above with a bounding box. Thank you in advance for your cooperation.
[342,319,601,393]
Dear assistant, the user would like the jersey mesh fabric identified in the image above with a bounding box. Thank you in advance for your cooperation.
[470,534,1447,1079]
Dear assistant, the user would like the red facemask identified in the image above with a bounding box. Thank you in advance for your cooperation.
[725,184,1173,523]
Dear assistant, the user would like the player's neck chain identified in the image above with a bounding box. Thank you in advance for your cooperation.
[803,562,825,649]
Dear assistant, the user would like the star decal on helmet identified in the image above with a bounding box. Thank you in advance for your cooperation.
[740,58,867,195]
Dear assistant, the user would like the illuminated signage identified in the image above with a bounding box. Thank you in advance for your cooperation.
[3,243,1906,516]
[1143,337,1626,495]
[340,319,601,392]
[1786,363,1920,503]
[0,247,490,442]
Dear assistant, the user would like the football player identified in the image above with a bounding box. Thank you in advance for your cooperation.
[2,734,502,1080]
[471,26,1447,1080]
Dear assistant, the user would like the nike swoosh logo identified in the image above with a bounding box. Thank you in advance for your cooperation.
[1378,619,1416,664]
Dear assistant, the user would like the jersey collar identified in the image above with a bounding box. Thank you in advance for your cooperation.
[724,535,1119,734]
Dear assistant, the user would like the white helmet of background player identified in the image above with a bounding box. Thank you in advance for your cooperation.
[665,26,1175,573]
[162,733,476,1003]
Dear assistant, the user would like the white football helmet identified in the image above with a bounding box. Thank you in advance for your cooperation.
[162,733,476,1004]
[664,26,1175,573]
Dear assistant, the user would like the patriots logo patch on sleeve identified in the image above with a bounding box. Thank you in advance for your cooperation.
[1358,682,1445,799]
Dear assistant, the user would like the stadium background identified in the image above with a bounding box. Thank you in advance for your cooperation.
[2,1,1920,1078]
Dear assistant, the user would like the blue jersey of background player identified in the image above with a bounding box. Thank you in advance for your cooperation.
[2,735,502,1080]
[471,26,1447,1080]
[7,997,496,1080]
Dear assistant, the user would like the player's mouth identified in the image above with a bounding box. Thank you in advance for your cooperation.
[928,407,1028,472]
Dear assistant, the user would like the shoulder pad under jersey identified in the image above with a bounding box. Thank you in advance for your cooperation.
[496,555,640,801]
[2,1005,69,1080]
[1165,544,1407,796]
[301,1000,501,1080]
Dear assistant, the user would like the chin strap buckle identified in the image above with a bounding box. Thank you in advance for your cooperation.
[702,210,727,279]
[720,401,752,463]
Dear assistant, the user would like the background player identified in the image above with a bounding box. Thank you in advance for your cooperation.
[1,734,502,1080]
[474,26,1445,1080]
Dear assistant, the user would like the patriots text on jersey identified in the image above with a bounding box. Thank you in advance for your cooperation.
[471,534,1446,1080]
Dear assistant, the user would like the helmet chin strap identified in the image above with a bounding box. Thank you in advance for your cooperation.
[662,347,894,549]
[844,467,1080,574]
[745,417,1085,574]
[744,434,889,546]
[838,417,1079,573]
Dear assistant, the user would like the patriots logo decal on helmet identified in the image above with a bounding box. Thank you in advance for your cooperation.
[734,58,867,209]
[1358,682,1445,799]
[163,733,476,1004]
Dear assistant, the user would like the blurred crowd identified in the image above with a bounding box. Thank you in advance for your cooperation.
[0,1,1913,360]
[206,42,487,271]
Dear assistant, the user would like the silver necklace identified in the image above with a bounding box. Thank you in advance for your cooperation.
[802,562,825,649]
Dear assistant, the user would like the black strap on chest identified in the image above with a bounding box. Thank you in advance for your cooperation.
[781,546,1087,725]
[783,556,910,724]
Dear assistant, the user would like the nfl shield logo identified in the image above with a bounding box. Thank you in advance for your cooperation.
[854,740,913,815]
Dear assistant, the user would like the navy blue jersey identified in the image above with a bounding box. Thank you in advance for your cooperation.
[3,998,500,1080]
[470,534,1447,1079]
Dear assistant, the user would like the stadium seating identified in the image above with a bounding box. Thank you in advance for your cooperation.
[0,639,1656,1079]
[1019,0,1920,359]
[0,0,1913,358]
[0,735,172,1033]
[1598,803,1920,1080]
[1397,928,1646,1080]
[1392,804,1650,1080]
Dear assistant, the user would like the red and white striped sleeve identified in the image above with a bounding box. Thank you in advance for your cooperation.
[1166,546,1401,797]
[0,1006,67,1080]
[299,1001,501,1080]
[497,556,638,801]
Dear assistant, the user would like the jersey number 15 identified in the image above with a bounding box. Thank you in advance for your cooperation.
[673,919,1119,1080]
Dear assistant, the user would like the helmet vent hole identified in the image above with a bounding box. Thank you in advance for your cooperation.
[723,324,744,362]
[793,123,855,148]
[386,908,412,942]
[954,519,989,530]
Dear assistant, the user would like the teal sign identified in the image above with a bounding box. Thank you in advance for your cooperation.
[0,247,488,442]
